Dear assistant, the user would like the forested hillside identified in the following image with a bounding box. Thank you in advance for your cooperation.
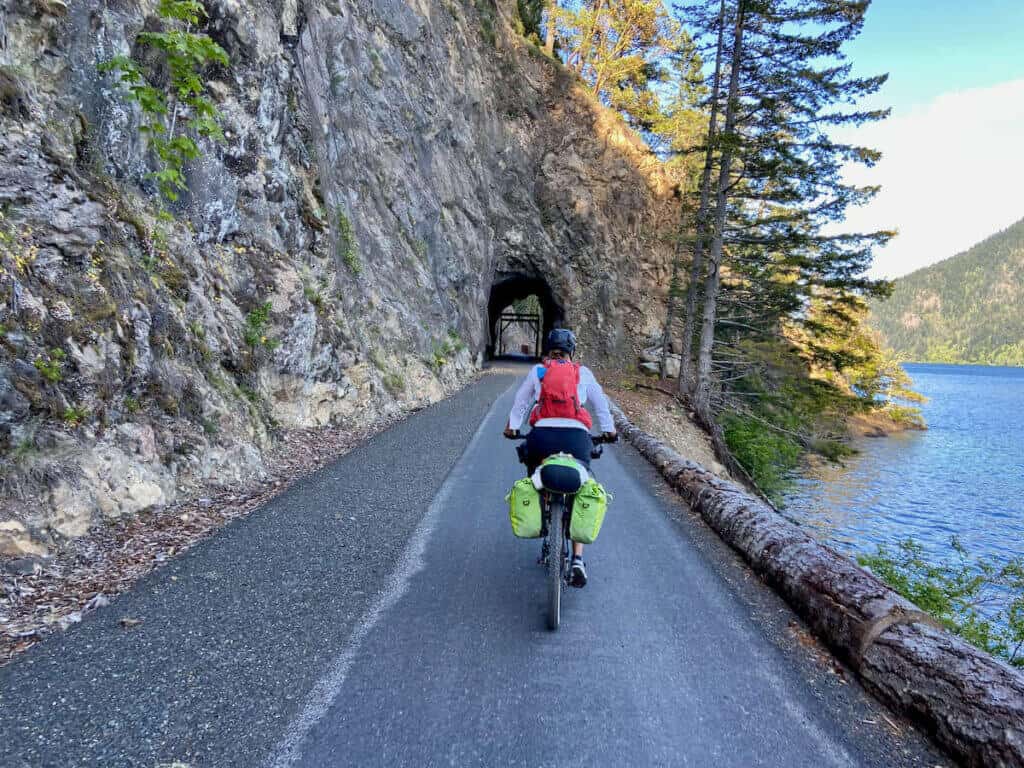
[870,217,1024,365]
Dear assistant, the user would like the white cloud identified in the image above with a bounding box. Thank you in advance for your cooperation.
[833,78,1024,279]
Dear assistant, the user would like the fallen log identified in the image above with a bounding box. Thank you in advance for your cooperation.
[611,401,1024,768]
[861,622,1024,768]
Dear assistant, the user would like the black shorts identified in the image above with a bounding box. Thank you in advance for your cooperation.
[524,426,592,475]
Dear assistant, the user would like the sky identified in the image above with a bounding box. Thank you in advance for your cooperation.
[832,0,1024,278]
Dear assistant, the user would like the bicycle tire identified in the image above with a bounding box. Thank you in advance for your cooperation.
[546,498,564,630]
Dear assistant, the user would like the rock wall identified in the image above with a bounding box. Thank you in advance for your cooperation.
[0,0,676,555]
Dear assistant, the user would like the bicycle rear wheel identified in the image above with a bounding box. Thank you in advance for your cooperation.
[546,498,564,630]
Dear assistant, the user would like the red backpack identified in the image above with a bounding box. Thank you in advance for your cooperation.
[529,360,593,429]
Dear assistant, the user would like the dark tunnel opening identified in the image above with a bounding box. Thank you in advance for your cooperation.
[486,275,565,359]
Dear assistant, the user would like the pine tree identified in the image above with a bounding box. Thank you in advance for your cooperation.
[553,0,693,129]
[674,0,727,395]
[692,0,745,417]
[516,0,546,42]
[679,0,893,423]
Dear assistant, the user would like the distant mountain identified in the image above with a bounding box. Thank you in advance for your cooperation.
[869,217,1024,366]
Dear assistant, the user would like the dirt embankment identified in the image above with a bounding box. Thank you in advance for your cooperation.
[598,375,730,479]
[848,410,927,438]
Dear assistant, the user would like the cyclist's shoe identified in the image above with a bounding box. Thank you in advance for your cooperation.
[569,556,587,588]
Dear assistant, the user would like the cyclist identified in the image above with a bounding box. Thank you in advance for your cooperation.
[503,328,616,587]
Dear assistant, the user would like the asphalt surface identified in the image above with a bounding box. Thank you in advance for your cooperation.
[1,367,947,767]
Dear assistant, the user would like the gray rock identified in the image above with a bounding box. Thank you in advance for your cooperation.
[2,556,47,576]
[0,367,31,426]
[640,347,662,364]
[0,0,676,551]
[664,354,681,379]
[0,520,48,557]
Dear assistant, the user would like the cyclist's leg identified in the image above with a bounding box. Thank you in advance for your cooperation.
[556,428,593,559]
[553,426,592,470]
[524,427,548,476]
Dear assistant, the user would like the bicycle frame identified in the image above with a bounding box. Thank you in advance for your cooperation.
[538,491,573,573]
[506,430,613,630]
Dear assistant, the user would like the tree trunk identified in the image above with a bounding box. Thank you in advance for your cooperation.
[655,256,679,382]
[658,227,684,380]
[575,0,605,78]
[861,622,1024,768]
[544,0,556,55]
[694,0,745,418]
[679,0,727,399]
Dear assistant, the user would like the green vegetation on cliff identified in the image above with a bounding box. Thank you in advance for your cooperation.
[870,217,1024,366]
[99,0,228,202]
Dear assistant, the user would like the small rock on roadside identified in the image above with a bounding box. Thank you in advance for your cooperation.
[2,556,48,576]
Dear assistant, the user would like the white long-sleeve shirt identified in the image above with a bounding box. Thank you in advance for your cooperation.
[507,364,615,433]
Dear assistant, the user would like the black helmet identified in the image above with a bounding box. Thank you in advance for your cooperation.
[545,328,577,356]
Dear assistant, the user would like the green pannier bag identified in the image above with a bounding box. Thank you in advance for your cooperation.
[569,479,611,545]
[506,477,543,538]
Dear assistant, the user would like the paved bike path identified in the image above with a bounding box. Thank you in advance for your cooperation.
[1,369,943,767]
[276,378,941,767]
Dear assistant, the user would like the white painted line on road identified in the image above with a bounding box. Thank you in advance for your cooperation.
[266,383,514,768]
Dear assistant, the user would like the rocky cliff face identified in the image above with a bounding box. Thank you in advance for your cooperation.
[0,0,675,556]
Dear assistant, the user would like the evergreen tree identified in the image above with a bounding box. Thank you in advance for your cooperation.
[674,0,727,393]
[679,0,893,423]
[691,0,745,417]
[553,0,697,130]
[517,0,546,42]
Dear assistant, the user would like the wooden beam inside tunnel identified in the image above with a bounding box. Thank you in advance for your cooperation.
[496,312,541,357]
[486,273,564,358]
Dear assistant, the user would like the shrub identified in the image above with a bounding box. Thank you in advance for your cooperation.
[447,329,467,352]
[243,302,279,350]
[336,208,360,274]
[98,0,229,202]
[430,334,461,371]
[303,285,325,312]
[34,349,66,383]
[62,405,89,427]
[476,0,497,46]
[721,412,801,501]
[383,372,405,396]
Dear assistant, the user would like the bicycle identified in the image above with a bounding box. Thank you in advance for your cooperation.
[506,432,613,630]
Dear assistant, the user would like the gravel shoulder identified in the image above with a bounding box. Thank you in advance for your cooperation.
[0,374,486,665]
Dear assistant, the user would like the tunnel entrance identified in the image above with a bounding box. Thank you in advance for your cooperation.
[487,275,564,360]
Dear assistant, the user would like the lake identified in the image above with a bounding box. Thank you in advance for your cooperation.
[783,363,1024,567]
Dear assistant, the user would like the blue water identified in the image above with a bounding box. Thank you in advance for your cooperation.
[783,363,1024,567]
